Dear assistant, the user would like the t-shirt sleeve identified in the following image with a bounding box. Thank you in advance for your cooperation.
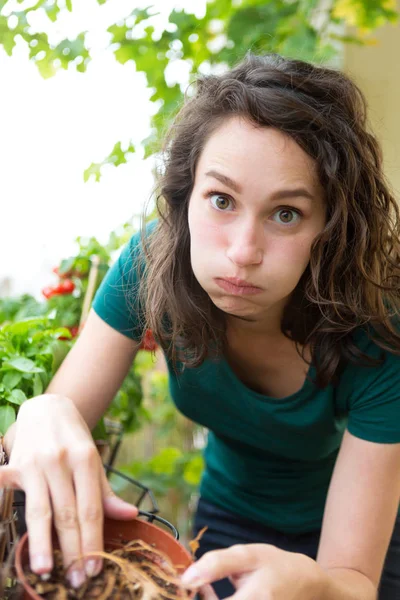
[92,228,148,341]
[345,331,400,444]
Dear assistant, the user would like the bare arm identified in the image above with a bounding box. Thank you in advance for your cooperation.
[317,430,400,599]
[185,430,400,599]
[46,308,140,429]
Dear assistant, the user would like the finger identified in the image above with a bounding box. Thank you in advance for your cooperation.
[45,453,85,588]
[73,447,104,580]
[0,465,21,489]
[22,470,53,575]
[181,546,256,588]
[100,466,138,519]
[197,583,219,600]
[229,571,252,589]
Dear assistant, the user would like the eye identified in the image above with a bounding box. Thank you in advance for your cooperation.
[209,193,234,211]
[272,208,301,226]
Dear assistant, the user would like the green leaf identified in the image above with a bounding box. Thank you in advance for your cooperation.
[48,340,70,373]
[332,0,399,32]
[1,30,16,56]
[278,19,318,61]
[92,418,108,441]
[149,447,182,475]
[108,23,129,44]
[66,0,72,11]
[7,389,27,406]
[59,257,75,274]
[36,56,57,79]
[109,141,135,165]
[39,371,48,389]
[0,405,16,435]
[54,34,89,71]
[1,317,48,336]
[2,371,23,391]
[84,163,102,183]
[3,357,44,374]
[30,327,69,343]
[33,372,43,396]
[114,43,138,65]
[84,142,135,182]
[44,3,60,22]
[183,454,204,485]
[53,327,72,339]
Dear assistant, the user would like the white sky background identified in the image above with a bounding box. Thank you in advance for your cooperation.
[0,0,205,297]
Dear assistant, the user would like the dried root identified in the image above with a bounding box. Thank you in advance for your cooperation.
[25,539,193,600]
[188,527,207,557]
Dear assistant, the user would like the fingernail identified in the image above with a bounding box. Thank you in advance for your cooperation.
[69,569,86,588]
[85,559,101,578]
[31,555,51,573]
[181,565,203,586]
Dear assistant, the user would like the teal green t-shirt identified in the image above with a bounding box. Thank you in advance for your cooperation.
[93,228,400,534]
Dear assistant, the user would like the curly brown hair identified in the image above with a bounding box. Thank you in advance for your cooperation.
[137,52,400,387]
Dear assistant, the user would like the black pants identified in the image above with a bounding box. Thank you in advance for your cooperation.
[193,498,400,599]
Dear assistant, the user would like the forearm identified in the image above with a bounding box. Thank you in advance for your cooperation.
[320,567,377,600]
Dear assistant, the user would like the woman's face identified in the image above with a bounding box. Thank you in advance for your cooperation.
[188,117,326,328]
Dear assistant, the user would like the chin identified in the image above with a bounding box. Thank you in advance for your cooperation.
[211,296,260,317]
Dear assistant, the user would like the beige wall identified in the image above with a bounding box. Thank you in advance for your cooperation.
[343,8,400,198]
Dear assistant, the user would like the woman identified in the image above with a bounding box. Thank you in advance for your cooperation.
[1,53,400,599]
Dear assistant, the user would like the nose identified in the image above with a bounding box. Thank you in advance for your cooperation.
[226,219,263,267]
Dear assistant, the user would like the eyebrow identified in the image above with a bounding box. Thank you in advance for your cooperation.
[205,170,243,193]
[204,169,315,202]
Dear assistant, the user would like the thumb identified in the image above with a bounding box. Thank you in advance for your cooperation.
[181,546,254,588]
[0,465,21,490]
[101,468,138,520]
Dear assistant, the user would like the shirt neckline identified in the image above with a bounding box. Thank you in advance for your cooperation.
[221,357,315,403]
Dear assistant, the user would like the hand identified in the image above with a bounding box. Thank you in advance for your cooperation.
[181,544,325,599]
[0,395,138,587]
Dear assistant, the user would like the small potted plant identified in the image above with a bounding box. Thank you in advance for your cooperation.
[15,514,195,599]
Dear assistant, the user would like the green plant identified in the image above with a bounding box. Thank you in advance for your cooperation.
[0,1,397,178]
[0,317,71,434]
[0,295,45,324]
[0,221,148,443]
[106,364,148,435]
[119,447,204,501]
[38,222,137,332]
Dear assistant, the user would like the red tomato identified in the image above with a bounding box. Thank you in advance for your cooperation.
[140,329,158,351]
[59,279,75,294]
[42,286,55,299]
[51,280,75,295]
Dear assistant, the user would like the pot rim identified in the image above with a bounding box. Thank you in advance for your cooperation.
[15,515,194,600]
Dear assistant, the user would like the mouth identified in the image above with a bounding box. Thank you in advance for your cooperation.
[214,277,263,296]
